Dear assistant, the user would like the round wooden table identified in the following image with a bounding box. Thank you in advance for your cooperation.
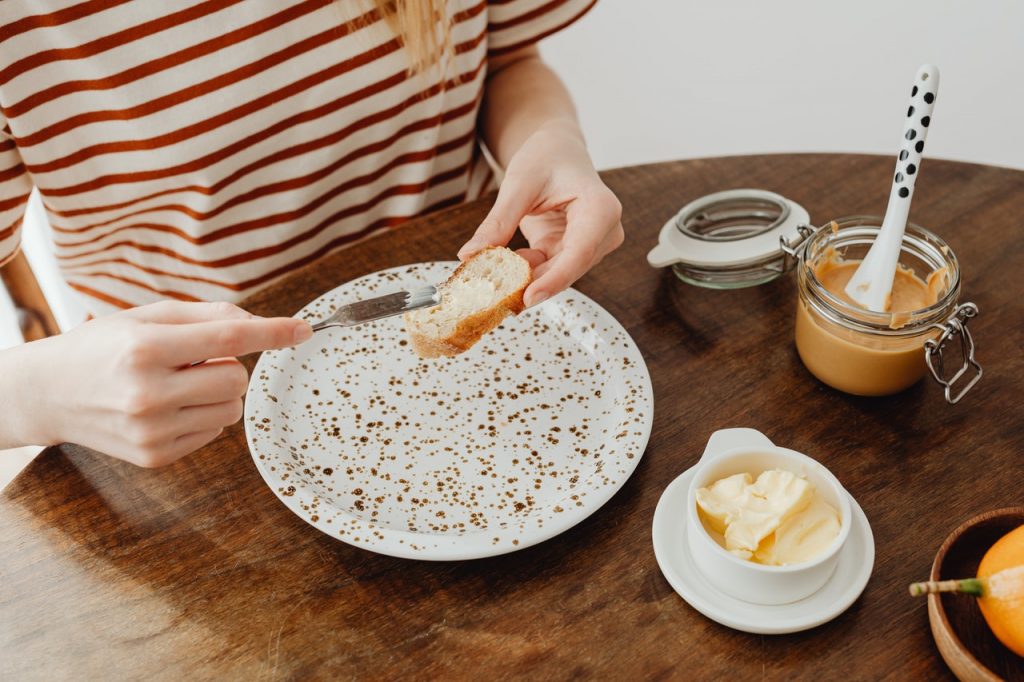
[3,155,1022,679]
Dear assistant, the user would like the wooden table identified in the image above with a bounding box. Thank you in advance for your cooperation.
[3,155,1022,679]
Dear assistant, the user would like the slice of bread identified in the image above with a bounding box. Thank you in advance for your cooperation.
[404,246,532,358]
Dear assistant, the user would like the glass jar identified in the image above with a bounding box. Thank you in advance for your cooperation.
[794,217,980,401]
[648,192,983,403]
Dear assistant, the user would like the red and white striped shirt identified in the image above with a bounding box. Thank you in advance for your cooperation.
[0,0,594,315]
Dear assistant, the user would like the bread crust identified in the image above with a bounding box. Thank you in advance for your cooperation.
[405,248,531,358]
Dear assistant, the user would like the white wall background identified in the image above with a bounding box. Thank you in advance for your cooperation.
[541,0,1024,171]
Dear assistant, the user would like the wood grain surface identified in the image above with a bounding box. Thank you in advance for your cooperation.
[2,155,1022,680]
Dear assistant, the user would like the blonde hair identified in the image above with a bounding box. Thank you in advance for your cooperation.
[371,0,453,73]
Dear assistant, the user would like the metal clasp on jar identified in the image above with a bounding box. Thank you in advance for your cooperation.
[767,223,816,273]
[924,303,982,404]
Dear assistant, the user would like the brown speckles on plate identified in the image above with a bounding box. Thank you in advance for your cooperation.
[244,262,653,560]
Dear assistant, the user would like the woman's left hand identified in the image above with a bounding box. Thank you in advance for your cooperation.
[458,120,623,307]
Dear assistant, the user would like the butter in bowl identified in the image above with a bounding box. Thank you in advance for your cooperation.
[652,428,875,634]
[696,468,842,567]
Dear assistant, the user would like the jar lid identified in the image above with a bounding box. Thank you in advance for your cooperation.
[647,189,811,289]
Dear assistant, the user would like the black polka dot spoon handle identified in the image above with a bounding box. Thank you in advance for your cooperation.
[845,64,939,312]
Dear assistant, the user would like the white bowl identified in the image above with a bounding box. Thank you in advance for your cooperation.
[685,428,853,605]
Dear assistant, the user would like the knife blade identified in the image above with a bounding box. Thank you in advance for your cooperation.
[311,285,439,331]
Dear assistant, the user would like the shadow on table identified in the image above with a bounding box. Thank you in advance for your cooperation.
[7,429,657,669]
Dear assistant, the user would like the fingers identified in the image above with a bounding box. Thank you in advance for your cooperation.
[172,428,224,458]
[117,423,226,468]
[157,316,313,366]
[121,399,239,467]
[162,429,224,466]
[111,398,240,468]
[151,403,241,465]
[525,245,594,307]
[514,248,548,269]
[125,300,253,324]
[524,190,623,306]
[527,222,622,304]
[458,171,543,259]
[175,400,244,433]
[164,358,249,407]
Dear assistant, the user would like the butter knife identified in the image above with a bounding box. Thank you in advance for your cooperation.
[311,285,439,331]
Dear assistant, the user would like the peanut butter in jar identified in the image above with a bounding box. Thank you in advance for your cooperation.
[647,193,982,403]
[795,218,962,397]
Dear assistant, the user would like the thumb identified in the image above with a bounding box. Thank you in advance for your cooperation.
[458,173,541,260]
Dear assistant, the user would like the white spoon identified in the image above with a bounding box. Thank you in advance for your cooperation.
[845,64,939,312]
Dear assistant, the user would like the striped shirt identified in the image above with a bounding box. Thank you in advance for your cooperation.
[0,0,594,316]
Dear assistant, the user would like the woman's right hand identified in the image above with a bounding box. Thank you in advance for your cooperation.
[6,300,312,467]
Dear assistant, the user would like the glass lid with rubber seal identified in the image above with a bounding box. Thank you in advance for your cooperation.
[647,189,812,289]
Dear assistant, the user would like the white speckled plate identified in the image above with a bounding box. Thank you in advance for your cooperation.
[245,262,653,560]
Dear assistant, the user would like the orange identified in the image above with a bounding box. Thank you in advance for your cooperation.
[977,524,1024,657]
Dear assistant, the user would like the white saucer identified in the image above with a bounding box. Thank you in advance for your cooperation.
[652,465,874,635]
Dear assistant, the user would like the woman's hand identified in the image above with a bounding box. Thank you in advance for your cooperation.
[458,120,623,307]
[5,301,312,467]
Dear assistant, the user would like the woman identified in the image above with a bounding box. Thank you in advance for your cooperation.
[0,1,623,467]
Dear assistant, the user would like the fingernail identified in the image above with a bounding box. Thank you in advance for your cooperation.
[293,321,313,344]
[458,239,483,259]
[527,292,550,308]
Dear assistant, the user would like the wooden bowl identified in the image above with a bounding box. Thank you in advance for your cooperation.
[928,507,1024,682]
